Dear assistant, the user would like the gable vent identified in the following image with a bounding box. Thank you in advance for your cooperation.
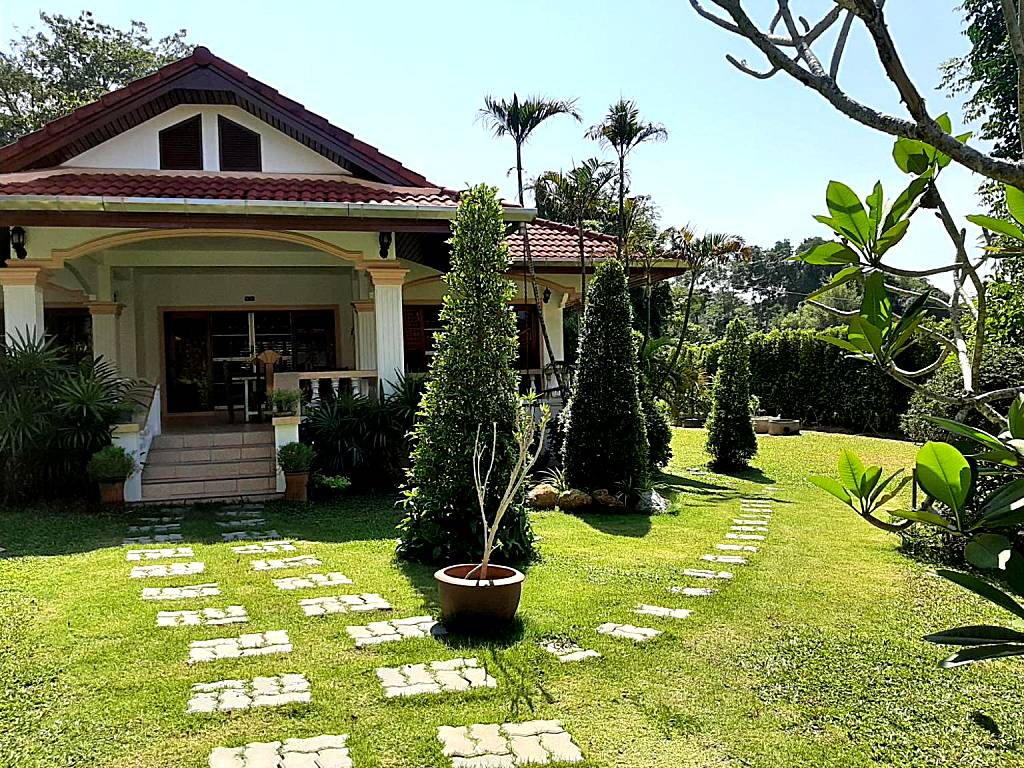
[218,115,262,172]
[158,115,203,170]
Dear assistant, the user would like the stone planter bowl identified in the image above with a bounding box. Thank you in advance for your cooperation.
[751,416,773,434]
[768,419,801,436]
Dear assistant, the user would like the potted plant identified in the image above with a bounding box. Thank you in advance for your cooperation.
[277,441,316,502]
[271,388,301,416]
[87,445,138,505]
[434,400,550,624]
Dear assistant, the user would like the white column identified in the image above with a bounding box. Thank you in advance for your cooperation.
[541,292,565,367]
[352,300,377,371]
[368,267,408,394]
[89,302,122,369]
[1,268,45,344]
[272,416,300,493]
[111,424,143,502]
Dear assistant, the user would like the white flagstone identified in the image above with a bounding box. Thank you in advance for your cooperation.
[669,586,715,597]
[142,583,220,600]
[123,533,183,545]
[188,630,292,664]
[252,555,321,571]
[209,735,351,768]
[730,525,769,532]
[157,606,248,627]
[300,594,391,616]
[726,533,765,541]
[130,561,205,578]
[221,530,280,542]
[346,616,446,647]
[214,518,267,528]
[597,622,661,642]
[701,554,748,565]
[273,572,352,591]
[376,658,496,697]
[716,543,759,553]
[231,540,297,555]
[682,568,734,580]
[126,547,193,561]
[186,674,310,714]
[635,604,692,619]
[127,523,181,535]
[540,639,601,663]
[437,721,584,765]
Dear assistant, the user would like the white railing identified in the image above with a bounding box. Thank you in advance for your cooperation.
[112,383,162,503]
[274,370,379,414]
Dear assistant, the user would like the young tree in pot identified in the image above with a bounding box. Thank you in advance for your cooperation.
[87,445,137,505]
[278,441,315,502]
[434,400,550,625]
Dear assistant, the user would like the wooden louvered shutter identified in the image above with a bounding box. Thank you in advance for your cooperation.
[218,116,262,172]
[158,115,203,170]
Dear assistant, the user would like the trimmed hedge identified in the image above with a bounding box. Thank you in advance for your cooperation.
[697,328,934,434]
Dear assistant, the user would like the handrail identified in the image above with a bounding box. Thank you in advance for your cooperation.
[275,369,378,392]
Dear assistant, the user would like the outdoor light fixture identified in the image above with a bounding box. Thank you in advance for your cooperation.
[378,231,392,259]
[10,226,27,260]
[543,287,552,304]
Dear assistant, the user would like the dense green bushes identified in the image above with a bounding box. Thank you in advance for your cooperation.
[705,319,757,469]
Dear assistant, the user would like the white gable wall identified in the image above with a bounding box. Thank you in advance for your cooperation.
[62,105,345,174]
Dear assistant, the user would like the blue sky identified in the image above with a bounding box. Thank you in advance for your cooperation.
[4,1,987,284]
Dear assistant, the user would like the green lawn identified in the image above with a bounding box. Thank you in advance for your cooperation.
[2,429,1022,768]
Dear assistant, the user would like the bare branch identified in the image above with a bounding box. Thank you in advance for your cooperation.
[830,11,855,80]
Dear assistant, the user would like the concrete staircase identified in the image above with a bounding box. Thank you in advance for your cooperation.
[141,428,280,503]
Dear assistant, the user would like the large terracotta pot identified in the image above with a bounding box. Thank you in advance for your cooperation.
[284,472,309,502]
[98,479,125,505]
[434,563,525,623]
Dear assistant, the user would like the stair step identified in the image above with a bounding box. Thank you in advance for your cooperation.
[152,430,275,450]
[146,445,275,465]
[141,475,278,501]
[142,460,275,481]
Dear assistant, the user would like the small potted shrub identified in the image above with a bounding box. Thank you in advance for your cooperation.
[271,388,301,416]
[277,442,316,502]
[87,445,138,505]
[434,401,549,625]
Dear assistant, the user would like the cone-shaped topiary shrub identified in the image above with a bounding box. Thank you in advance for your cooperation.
[562,258,649,493]
[397,185,534,564]
[706,318,757,469]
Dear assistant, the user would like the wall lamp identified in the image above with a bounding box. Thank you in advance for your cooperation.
[543,287,552,304]
[379,231,392,259]
[1,226,27,267]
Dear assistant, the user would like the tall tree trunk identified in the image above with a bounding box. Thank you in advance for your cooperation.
[577,217,587,308]
[658,267,700,396]
[617,153,626,271]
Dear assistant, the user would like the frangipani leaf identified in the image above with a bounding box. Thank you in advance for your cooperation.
[937,568,1024,621]
[883,177,928,231]
[924,624,1024,646]
[924,416,1005,451]
[964,533,1014,570]
[916,441,972,519]
[826,181,871,247]
[938,643,1024,669]
[891,508,956,529]
[809,476,852,507]
[807,265,861,301]
[800,241,859,266]
[837,449,865,494]
[977,477,1024,528]
[1006,185,1024,228]
[966,214,1024,242]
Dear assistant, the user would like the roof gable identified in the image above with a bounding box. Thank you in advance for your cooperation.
[0,47,432,186]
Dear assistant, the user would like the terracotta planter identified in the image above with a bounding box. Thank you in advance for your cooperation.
[284,471,309,502]
[434,563,525,623]
[98,479,125,505]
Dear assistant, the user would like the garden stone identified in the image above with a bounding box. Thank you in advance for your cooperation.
[438,721,583,765]
[636,489,669,514]
[557,489,591,509]
[127,523,181,535]
[701,554,748,565]
[126,547,193,561]
[215,518,267,528]
[222,530,280,542]
[300,594,391,616]
[597,622,661,641]
[682,568,733,580]
[130,562,205,578]
[669,586,715,597]
[232,541,297,555]
[592,488,625,508]
[142,583,220,600]
[188,630,292,663]
[252,555,321,571]
[527,483,558,509]
[346,616,445,647]
[273,572,352,590]
[726,533,765,541]
[635,604,692,619]
[376,658,495,697]
[187,674,311,714]
[157,606,248,627]
[717,543,758,553]
[539,639,601,663]
[123,533,183,545]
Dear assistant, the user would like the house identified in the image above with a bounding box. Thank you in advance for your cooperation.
[0,46,682,503]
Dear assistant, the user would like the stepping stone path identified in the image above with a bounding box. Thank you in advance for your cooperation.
[274,572,352,590]
[126,547,194,561]
[252,554,321,571]
[209,735,352,768]
[157,606,249,627]
[726,533,765,541]
[669,586,715,597]
[682,568,733,580]
[635,604,691,620]
[142,583,220,601]
[221,530,280,542]
[438,720,584,766]
[701,554,747,565]
[231,540,297,555]
[188,630,292,664]
[130,561,205,578]
[186,674,310,713]
[346,616,446,647]
[124,533,183,545]
[127,523,181,535]
[300,594,391,616]
[716,543,758,553]
[597,622,661,642]
[215,518,267,528]
[376,658,496,697]
[540,639,601,663]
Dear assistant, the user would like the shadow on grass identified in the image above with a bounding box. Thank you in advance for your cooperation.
[572,510,653,538]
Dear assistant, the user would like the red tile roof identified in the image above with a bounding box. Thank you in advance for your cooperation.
[507,218,618,262]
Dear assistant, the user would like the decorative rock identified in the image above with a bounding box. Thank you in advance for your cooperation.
[557,489,592,509]
[635,604,692,619]
[701,554,748,565]
[127,523,181,535]
[189,630,292,664]
[142,583,220,600]
[187,674,310,714]
[527,483,559,509]
[669,586,715,597]
[376,658,495,697]
[636,489,669,514]
[231,541,297,555]
[726,533,765,541]
[273,572,352,590]
[157,606,249,627]
[126,547,194,561]
[716,543,758,553]
[591,488,626,508]
[539,639,601,663]
[123,533,183,545]
[346,616,445,647]
[596,622,661,642]
[130,561,205,579]
[252,555,321,571]
[437,721,582,765]
[221,530,280,542]
[300,594,391,616]
[215,518,267,528]
[682,568,733,580]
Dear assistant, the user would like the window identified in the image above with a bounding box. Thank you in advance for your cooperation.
[218,116,262,172]
[158,115,203,170]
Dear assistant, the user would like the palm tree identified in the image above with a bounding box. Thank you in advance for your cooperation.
[479,94,581,398]
[533,158,615,306]
[586,99,668,269]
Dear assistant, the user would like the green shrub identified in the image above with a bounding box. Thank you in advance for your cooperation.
[270,388,301,415]
[398,185,533,565]
[309,473,351,500]
[86,445,136,481]
[277,442,316,473]
[562,259,649,493]
[706,318,757,469]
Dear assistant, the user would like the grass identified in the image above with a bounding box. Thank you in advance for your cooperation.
[1,428,1022,767]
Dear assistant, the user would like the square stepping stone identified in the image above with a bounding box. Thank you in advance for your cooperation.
[716,543,758,553]
[130,561,205,579]
[300,594,392,616]
[376,658,496,697]
[157,606,249,627]
[142,583,220,601]
[346,616,446,647]
[123,533,183,545]
[701,554,748,565]
[539,639,601,663]
[126,546,194,561]
[730,525,769,533]
[231,540,297,555]
[252,555,321,571]
[438,720,583,765]
[209,735,352,768]
[215,518,267,528]
[221,530,280,542]
[596,622,661,642]
[682,568,733,580]
[726,533,765,541]
[635,604,692,619]
[127,522,181,535]
[186,674,310,714]
[669,586,715,597]
[188,630,292,664]
[274,572,352,591]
